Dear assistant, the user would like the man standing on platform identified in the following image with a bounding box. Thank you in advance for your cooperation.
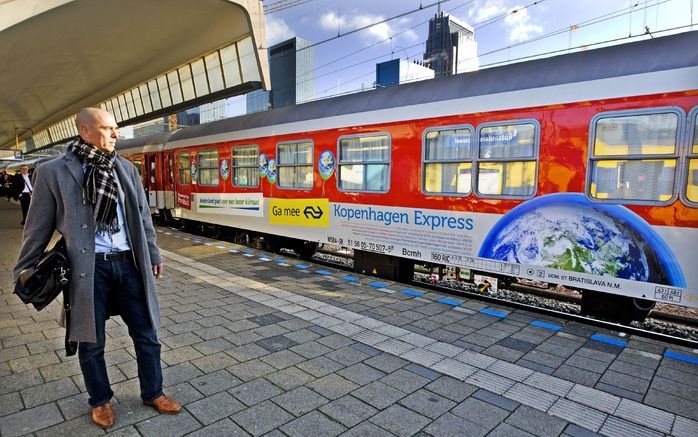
[11,165,33,225]
[13,107,180,429]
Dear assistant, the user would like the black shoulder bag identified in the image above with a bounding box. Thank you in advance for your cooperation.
[14,238,77,355]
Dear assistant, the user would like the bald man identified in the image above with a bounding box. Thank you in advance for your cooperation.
[14,107,179,428]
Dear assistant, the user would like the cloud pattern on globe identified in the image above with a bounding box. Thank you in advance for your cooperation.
[479,193,685,287]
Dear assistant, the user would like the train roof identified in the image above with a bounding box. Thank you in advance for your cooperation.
[115,130,177,153]
[154,31,698,148]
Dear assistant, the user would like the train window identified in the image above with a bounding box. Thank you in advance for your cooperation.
[177,153,191,185]
[685,107,698,205]
[423,126,473,195]
[338,134,390,192]
[198,150,219,186]
[588,109,681,204]
[475,121,539,198]
[277,141,313,189]
[232,145,259,187]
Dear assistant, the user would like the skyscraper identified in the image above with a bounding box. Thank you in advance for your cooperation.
[424,12,478,77]
[247,37,316,113]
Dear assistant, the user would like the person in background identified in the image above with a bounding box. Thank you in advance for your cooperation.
[11,165,33,225]
[13,107,180,429]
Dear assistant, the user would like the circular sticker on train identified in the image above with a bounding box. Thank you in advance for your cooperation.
[190,161,198,182]
[259,154,268,178]
[267,158,277,184]
[318,150,335,180]
[220,158,230,181]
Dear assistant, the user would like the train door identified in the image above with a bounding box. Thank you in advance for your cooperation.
[174,151,193,210]
[144,153,157,207]
[165,152,175,209]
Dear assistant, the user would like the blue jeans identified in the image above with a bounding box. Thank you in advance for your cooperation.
[79,257,163,407]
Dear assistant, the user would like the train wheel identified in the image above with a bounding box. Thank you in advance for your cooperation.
[581,291,655,323]
[294,241,318,259]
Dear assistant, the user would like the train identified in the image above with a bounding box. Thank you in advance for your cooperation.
[116,30,698,323]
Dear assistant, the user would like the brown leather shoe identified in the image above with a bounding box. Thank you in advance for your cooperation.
[91,402,115,428]
[143,394,181,414]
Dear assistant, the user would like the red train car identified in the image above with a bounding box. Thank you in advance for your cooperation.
[118,31,698,321]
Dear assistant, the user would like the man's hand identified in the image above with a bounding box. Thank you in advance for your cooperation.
[153,262,164,279]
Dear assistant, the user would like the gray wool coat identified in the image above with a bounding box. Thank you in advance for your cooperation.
[13,148,162,343]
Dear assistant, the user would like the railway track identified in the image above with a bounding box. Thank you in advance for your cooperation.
[166,226,698,348]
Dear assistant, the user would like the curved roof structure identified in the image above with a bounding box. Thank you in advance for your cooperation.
[0,0,269,150]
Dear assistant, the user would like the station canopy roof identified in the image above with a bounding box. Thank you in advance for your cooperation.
[0,0,270,151]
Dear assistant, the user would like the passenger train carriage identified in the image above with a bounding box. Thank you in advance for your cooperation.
[117,31,698,322]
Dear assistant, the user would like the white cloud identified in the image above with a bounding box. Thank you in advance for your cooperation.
[265,15,294,46]
[468,0,543,43]
[319,11,417,44]
[504,7,543,42]
[468,0,508,23]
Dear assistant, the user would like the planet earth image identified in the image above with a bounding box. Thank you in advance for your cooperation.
[479,193,685,286]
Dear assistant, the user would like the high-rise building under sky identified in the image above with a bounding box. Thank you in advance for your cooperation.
[424,12,479,77]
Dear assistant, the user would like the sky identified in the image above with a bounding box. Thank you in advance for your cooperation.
[223,0,697,115]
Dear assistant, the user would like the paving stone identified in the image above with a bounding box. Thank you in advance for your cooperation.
[364,353,409,373]
[487,422,536,437]
[566,384,620,414]
[230,378,284,406]
[599,416,664,437]
[0,392,23,417]
[281,411,346,437]
[136,409,202,436]
[524,371,574,397]
[290,341,333,359]
[185,391,246,425]
[454,349,498,369]
[161,345,204,365]
[399,388,456,419]
[20,376,79,408]
[563,423,604,437]
[317,333,355,350]
[255,335,298,353]
[297,356,345,378]
[0,403,64,437]
[452,396,510,431]
[265,366,316,391]
[549,398,607,432]
[259,349,305,370]
[227,359,276,382]
[404,363,442,380]
[488,359,534,382]
[331,364,383,390]
[672,415,698,437]
[0,369,44,395]
[350,342,381,356]
[594,382,643,402]
[369,404,430,437]
[272,386,328,416]
[226,344,270,362]
[380,369,430,393]
[614,398,674,434]
[505,382,558,411]
[339,421,395,437]
[554,364,601,386]
[190,369,242,396]
[466,370,515,394]
[308,374,359,400]
[185,418,251,437]
[424,413,488,437]
[37,413,107,437]
[506,405,568,437]
[189,354,236,378]
[425,376,478,402]
[352,381,406,409]
[326,346,370,366]
[319,395,378,427]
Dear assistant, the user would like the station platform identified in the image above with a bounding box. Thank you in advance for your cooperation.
[1,199,697,437]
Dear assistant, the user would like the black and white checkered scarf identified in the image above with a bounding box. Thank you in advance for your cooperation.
[70,138,120,235]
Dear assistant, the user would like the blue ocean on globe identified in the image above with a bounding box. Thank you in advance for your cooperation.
[479,193,685,286]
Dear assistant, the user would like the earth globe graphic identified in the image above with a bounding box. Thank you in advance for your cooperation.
[479,193,685,286]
